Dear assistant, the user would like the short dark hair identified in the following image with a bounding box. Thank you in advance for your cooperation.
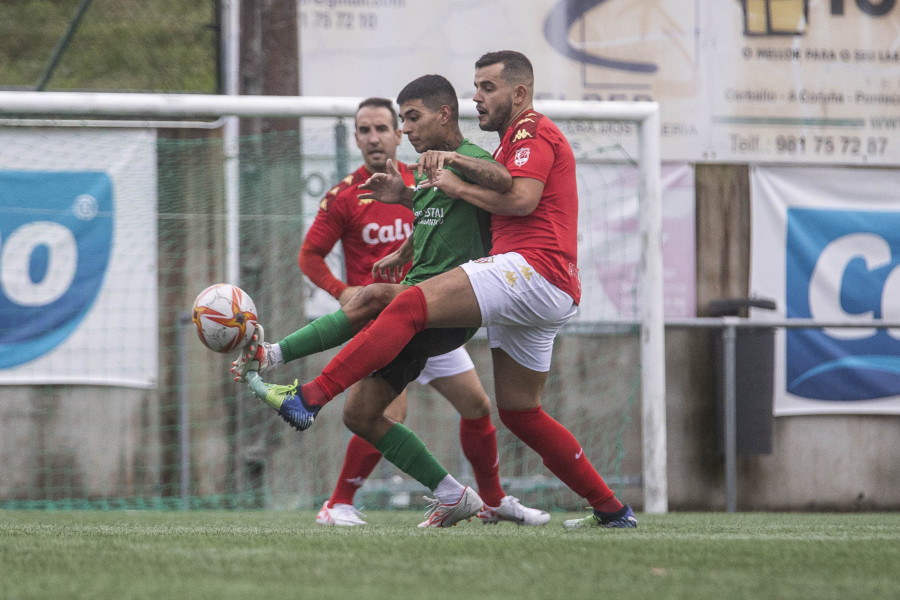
[357,97,399,130]
[475,50,534,88]
[396,74,459,120]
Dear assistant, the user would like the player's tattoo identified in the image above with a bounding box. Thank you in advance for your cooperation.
[452,156,511,193]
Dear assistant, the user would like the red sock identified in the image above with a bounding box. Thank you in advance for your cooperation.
[460,415,504,507]
[328,435,383,506]
[309,286,428,405]
[497,406,623,514]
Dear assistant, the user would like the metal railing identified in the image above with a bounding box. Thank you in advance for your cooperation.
[667,317,900,512]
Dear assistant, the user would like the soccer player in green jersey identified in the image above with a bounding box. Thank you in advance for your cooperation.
[235,75,547,527]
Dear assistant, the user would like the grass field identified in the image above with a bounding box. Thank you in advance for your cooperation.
[0,0,216,92]
[2,510,898,600]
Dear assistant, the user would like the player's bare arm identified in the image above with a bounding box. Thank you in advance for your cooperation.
[432,174,544,217]
[359,158,414,208]
[413,150,512,193]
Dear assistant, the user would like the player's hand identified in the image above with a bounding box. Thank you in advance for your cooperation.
[372,249,410,283]
[359,158,410,205]
[416,168,464,198]
[337,285,363,306]
[408,150,456,180]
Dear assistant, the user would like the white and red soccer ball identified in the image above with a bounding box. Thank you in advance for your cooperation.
[191,283,258,353]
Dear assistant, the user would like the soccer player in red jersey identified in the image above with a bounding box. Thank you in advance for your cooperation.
[263,53,636,529]
[295,97,549,526]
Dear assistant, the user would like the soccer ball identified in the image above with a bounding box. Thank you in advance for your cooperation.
[191,283,258,353]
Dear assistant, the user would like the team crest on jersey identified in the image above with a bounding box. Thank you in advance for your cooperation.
[514,147,531,167]
[474,256,495,263]
[512,128,533,142]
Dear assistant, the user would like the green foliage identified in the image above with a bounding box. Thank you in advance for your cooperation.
[0,0,217,92]
[1,511,898,600]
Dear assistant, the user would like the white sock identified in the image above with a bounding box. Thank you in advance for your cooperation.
[433,474,466,505]
[271,342,284,366]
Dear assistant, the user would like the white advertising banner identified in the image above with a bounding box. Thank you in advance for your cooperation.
[0,129,158,388]
[750,165,900,415]
[300,0,900,165]
[704,1,900,164]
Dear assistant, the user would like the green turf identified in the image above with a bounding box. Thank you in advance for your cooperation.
[0,0,216,92]
[1,511,898,600]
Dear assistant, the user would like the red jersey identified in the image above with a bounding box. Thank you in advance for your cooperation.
[303,163,416,290]
[491,110,581,304]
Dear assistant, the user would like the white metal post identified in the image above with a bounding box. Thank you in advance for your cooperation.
[223,0,240,286]
[638,106,668,514]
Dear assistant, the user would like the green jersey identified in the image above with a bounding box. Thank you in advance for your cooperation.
[402,139,493,286]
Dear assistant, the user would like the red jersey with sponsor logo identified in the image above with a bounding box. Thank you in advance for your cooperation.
[491,110,581,304]
[304,163,416,286]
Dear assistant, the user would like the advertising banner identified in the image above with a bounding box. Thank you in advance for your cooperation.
[0,129,158,388]
[705,0,900,164]
[299,0,900,165]
[750,165,900,415]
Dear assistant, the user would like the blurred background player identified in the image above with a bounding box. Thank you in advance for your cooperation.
[295,97,548,527]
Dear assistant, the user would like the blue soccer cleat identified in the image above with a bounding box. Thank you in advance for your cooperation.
[562,505,638,529]
[246,371,318,431]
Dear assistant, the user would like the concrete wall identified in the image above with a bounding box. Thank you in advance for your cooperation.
[680,164,900,511]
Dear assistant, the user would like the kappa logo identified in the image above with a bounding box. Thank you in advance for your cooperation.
[358,198,374,206]
[503,269,518,287]
[785,207,900,401]
[517,264,536,281]
[512,129,533,143]
[514,147,531,167]
[515,117,535,126]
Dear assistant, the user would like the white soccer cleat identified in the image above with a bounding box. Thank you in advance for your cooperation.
[477,495,551,526]
[315,501,367,526]
[417,486,483,528]
[230,324,280,382]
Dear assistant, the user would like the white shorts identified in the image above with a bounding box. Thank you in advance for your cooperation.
[460,252,577,372]
[415,345,475,386]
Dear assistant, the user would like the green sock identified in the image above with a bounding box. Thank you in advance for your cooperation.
[278,309,353,363]
[375,423,448,491]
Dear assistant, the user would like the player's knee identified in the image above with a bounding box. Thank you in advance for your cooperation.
[342,403,377,437]
[455,391,492,419]
[350,284,400,322]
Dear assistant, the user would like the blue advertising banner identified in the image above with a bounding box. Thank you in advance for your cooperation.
[0,172,113,369]
[0,129,157,388]
[751,165,900,414]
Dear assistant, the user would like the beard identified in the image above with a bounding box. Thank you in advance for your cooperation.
[479,98,514,133]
